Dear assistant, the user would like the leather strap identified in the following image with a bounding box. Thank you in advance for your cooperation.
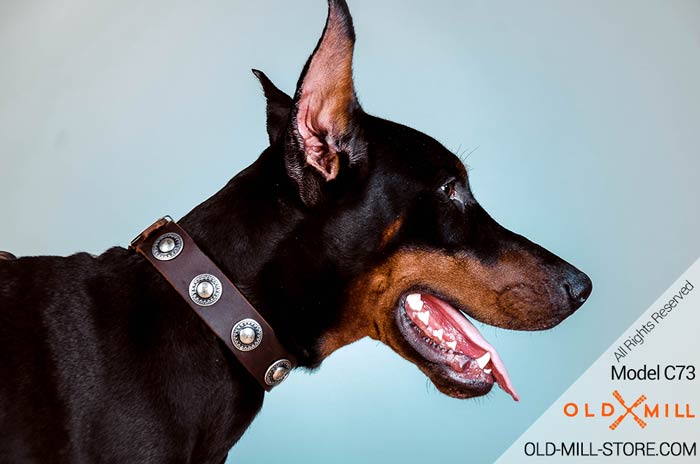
[130,216,294,391]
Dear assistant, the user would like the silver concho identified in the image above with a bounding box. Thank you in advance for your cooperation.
[230,318,263,351]
[188,274,222,306]
[151,233,183,261]
[265,359,292,387]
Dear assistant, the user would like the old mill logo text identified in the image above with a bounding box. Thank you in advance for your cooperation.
[563,390,696,430]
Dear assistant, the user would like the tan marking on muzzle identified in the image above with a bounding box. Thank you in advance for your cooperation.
[319,247,560,359]
[380,216,404,248]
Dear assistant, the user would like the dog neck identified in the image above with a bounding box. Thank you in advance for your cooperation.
[177,144,332,367]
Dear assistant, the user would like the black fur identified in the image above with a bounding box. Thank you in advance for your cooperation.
[251,69,292,144]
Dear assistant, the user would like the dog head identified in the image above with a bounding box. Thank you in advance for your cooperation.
[249,0,591,401]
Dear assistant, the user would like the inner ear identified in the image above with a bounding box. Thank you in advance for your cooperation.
[294,4,356,181]
[286,0,365,200]
[252,69,292,145]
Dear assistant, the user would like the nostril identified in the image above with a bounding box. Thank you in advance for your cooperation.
[563,282,573,299]
[564,273,593,306]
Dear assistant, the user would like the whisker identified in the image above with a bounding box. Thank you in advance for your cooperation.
[464,144,480,160]
[455,144,480,172]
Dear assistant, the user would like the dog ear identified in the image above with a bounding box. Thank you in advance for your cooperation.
[252,69,293,145]
[285,0,367,206]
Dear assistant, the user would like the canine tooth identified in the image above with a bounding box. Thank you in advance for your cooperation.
[446,340,457,351]
[476,352,491,369]
[417,311,430,326]
[406,294,424,311]
[433,328,444,340]
[483,368,492,374]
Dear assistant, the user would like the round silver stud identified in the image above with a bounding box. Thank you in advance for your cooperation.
[188,274,222,306]
[265,359,292,387]
[230,319,263,351]
[158,237,176,253]
[196,281,214,299]
[152,233,183,261]
[238,327,256,345]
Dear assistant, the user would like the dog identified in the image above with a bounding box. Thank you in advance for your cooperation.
[0,0,591,462]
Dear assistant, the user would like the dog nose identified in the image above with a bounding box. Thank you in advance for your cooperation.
[563,271,592,308]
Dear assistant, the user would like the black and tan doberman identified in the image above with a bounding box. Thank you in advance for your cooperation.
[0,1,591,462]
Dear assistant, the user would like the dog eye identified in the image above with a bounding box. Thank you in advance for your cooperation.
[439,180,457,200]
[438,179,466,212]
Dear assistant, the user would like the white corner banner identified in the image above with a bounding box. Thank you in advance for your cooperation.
[497,258,700,463]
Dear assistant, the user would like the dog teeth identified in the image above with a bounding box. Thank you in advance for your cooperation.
[432,328,443,340]
[476,352,491,369]
[483,368,492,374]
[417,310,430,326]
[406,294,424,311]
[446,340,457,351]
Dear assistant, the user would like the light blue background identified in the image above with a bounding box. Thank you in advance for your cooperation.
[1,1,699,462]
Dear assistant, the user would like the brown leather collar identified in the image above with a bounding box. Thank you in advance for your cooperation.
[130,216,295,391]
[0,251,17,261]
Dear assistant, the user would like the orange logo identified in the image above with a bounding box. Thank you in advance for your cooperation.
[563,391,696,430]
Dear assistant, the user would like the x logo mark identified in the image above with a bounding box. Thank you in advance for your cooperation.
[609,390,647,430]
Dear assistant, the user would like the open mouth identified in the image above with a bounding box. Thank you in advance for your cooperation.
[397,292,519,401]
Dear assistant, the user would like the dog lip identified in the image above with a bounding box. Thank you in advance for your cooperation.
[396,308,494,395]
[424,294,519,401]
[398,291,519,401]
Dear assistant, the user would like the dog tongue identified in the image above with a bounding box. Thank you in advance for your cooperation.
[422,295,520,401]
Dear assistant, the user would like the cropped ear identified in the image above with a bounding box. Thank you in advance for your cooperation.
[285,0,367,206]
[252,69,293,144]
